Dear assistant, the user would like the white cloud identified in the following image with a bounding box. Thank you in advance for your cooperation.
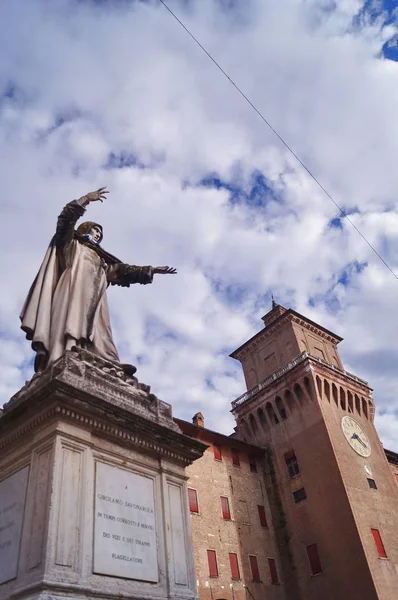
[0,0,398,451]
[374,412,398,451]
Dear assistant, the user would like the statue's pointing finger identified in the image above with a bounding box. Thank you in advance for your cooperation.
[154,266,177,275]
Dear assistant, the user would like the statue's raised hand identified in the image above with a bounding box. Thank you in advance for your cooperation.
[85,187,109,203]
[154,266,177,275]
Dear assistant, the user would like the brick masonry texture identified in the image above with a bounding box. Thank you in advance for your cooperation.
[176,419,285,600]
[178,304,398,600]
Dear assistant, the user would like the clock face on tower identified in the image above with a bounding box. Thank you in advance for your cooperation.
[341,416,371,457]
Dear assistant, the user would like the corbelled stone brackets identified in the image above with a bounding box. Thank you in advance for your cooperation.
[0,349,206,600]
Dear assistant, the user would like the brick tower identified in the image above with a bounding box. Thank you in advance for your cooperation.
[230,303,398,600]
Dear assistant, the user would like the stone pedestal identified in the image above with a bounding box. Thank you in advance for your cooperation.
[0,349,206,600]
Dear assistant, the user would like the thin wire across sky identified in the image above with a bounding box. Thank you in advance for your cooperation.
[158,0,398,282]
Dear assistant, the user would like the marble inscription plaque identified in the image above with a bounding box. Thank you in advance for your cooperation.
[93,462,158,581]
[0,466,29,584]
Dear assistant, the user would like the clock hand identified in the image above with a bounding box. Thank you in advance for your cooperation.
[351,433,367,448]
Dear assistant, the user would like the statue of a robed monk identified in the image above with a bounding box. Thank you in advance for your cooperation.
[20,187,176,373]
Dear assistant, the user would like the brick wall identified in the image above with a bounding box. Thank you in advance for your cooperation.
[231,306,398,600]
[176,422,285,600]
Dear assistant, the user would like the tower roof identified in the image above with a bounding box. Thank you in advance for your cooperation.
[230,305,343,360]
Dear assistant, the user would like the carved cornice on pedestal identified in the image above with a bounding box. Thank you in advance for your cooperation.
[0,350,206,467]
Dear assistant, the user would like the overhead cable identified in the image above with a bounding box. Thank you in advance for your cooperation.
[158,0,398,281]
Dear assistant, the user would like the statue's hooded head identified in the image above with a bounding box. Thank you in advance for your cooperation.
[77,221,103,244]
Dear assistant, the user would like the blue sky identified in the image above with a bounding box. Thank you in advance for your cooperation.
[1,0,398,449]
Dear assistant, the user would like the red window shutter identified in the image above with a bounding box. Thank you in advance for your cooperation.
[257,505,268,527]
[249,555,260,582]
[284,449,295,461]
[214,445,222,461]
[188,488,198,513]
[268,558,279,584]
[306,543,323,575]
[232,449,240,466]
[371,529,387,558]
[229,553,240,579]
[221,496,231,520]
[207,550,218,577]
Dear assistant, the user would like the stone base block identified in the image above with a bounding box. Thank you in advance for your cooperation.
[0,350,206,600]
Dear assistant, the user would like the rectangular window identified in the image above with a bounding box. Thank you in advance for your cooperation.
[229,553,240,579]
[268,558,279,584]
[257,505,268,528]
[284,450,300,478]
[293,487,307,503]
[188,488,199,513]
[232,449,240,467]
[367,478,377,489]
[248,454,257,472]
[249,555,260,582]
[313,346,325,360]
[306,543,323,575]
[207,550,218,577]
[221,496,231,520]
[371,529,387,558]
[214,445,222,461]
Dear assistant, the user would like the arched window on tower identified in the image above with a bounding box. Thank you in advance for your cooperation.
[361,397,368,420]
[285,389,297,414]
[340,387,347,411]
[293,383,305,407]
[332,383,339,407]
[257,407,268,429]
[355,394,361,415]
[275,396,288,421]
[266,402,279,425]
[304,376,313,401]
[316,376,322,398]
[249,413,259,439]
[324,380,330,402]
[347,390,354,413]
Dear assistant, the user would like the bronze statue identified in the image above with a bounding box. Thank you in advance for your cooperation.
[20,187,176,372]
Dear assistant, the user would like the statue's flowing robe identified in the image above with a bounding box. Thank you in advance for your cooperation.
[20,198,153,372]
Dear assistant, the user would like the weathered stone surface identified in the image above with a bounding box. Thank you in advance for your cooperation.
[0,349,204,468]
[94,462,158,581]
[0,350,206,600]
[0,466,29,584]
[3,347,177,433]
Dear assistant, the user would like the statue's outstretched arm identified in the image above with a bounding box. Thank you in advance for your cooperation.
[55,187,109,247]
[107,264,154,287]
[107,265,177,287]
